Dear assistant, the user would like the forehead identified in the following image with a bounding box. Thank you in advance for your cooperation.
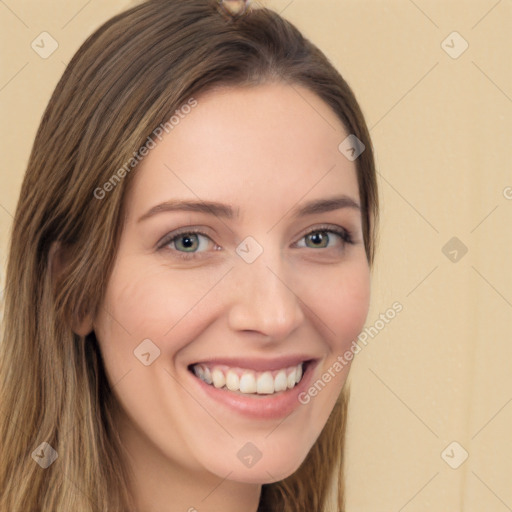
[125,82,359,222]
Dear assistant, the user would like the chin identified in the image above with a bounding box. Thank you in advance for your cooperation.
[204,450,307,485]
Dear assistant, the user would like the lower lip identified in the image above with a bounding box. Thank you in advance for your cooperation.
[187,360,318,420]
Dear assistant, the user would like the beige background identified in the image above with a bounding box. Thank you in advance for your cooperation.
[1,1,511,510]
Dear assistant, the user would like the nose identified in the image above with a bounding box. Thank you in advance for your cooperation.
[227,252,305,341]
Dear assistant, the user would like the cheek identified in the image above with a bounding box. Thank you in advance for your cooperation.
[310,258,371,352]
[99,253,370,335]
[95,250,370,373]
[94,258,221,362]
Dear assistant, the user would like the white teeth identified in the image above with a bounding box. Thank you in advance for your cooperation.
[274,370,288,392]
[287,368,297,389]
[239,372,257,393]
[295,364,302,384]
[256,372,274,394]
[225,370,240,391]
[192,362,306,395]
[203,366,213,385]
[212,368,226,388]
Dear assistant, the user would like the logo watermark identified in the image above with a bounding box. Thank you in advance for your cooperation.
[298,301,403,404]
[93,97,198,200]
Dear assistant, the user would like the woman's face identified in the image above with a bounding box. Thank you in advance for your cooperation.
[91,82,370,484]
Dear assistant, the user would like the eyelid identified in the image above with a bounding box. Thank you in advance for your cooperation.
[294,223,354,246]
[157,223,355,259]
[156,228,216,255]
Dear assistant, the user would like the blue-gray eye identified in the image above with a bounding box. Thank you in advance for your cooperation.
[165,231,212,253]
[297,227,353,249]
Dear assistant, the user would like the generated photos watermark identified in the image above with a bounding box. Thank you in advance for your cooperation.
[298,301,403,404]
[93,97,198,200]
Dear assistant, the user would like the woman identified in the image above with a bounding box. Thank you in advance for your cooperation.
[0,0,378,510]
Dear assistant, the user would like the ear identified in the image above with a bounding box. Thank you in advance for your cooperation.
[49,240,94,336]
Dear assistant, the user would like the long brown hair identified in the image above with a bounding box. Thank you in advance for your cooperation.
[0,1,378,510]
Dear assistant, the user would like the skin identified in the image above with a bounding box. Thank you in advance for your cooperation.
[74,82,371,512]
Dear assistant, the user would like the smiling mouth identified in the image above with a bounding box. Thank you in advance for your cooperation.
[187,360,312,396]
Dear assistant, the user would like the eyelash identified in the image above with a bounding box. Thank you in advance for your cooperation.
[157,225,355,261]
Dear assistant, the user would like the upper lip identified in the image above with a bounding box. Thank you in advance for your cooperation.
[189,355,318,372]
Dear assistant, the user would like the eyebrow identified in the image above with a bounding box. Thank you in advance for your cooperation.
[137,194,360,223]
